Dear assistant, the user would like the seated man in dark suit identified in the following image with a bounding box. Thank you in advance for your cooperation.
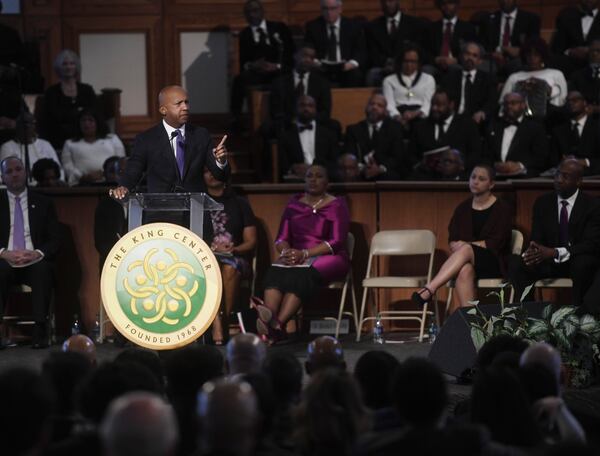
[410,148,467,180]
[509,159,600,310]
[0,156,60,348]
[552,0,600,75]
[304,0,367,87]
[343,91,409,180]
[230,0,295,125]
[278,94,340,180]
[365,0,425,86]
[478,0,540,76]
[569,39,600,114]
[335,153,363,182]
[484,91,549,177]
[409,89,482,173]
[441,42,497,125]
[424,0,477,76]
[552,91,600,175]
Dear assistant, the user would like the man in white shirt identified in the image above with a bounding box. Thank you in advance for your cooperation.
[0,156,60,348]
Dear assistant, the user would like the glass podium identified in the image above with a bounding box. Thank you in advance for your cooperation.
[127,192,223,236]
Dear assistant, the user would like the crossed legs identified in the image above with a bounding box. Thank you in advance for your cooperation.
[263,288,302,329]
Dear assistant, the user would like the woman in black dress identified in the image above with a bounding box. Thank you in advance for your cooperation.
[203,167,257,344]
[413,165,512,310]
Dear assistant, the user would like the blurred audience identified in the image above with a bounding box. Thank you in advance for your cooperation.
[305,335,346,375]
[568,39,600,114]
[31,158,66,187]
[226,333,267,375]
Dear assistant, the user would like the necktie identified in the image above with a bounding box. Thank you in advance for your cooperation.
[435,121,446,141]
[13,195,25,250]
[389,18,397,35]
[464,73,473,113]
[502,16,512,48]
[370,124,379,149]
[440,21,453,57]
[257,27,267,47]
[175,129,185,178]
[295,72,305,97]
[327,25,337,61]
[559,200,569,247]
[570,121,581,154]
[298,123,313,132]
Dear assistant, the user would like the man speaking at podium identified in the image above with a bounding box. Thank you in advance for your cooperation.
[111,85,229,200]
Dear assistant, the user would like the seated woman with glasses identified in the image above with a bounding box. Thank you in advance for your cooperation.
[412,164,512,311]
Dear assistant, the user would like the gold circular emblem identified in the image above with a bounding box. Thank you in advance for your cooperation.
[100,223,222,350]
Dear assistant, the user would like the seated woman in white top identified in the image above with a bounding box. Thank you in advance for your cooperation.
[382,43,436,128]
[62,109,125,185]
[499,38,567,115]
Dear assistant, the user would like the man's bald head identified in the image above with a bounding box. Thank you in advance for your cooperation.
[520,342,562,383]
[226,333,267,375]
[158,85,190,128]
[305,335,345,375]
[62,334,97,366]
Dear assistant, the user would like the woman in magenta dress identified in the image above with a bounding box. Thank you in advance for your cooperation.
[255,164,350,343]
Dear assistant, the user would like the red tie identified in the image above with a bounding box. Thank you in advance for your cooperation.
[441,21,452,57]
[502,16,512,48]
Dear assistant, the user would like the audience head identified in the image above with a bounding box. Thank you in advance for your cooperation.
[101,392,178,456]
[435,0,459,19]
[203,165,228,195]
[115,347,165,395]
[321,0,342,24]
[77,361,161,424]
[158,85,190,129]
[475,334,529,370]
[499,0,517,14]
[502,92,526,121]
[305,335,345,375]
[430,89,456,121]
[365,91,388,124]
[588,39,600,65]
[380,0,400,17]
[42,351,93,416]
[74,108,109,141]
[354,350,400,410]
[296,94,317,124]
[437,149,465,179]
[520,341,561,386]
[0,368,56,456]
[295,45,317,73]
[14,111,37,144]
[337,153,361,182]
[1,156,27,194]
[391,357,447,428]
[53,49,81,80]
[262,352,303,406]
[103,156,128,184]
[294,368,368,455]
[197,379,258,456]
[521,37,549,71]
[566,91,587,119]
[238,372,276,437]
[62,334,97,366]
[305,163,330,197]
[469,164,495,197]
[243,0,264,26]
[226,333,267,375]
[461,42,483,72]
[165,344,224,400]
[32,158,62,187]
[554,158,583,199]
[397,43,422,76]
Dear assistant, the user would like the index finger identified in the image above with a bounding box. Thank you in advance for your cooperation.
[217,135,228,148]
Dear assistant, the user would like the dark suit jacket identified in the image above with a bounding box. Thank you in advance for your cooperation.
[531,191,600,258]
[551,117,600,175]
[478,9,540,52]
[119,123,230,193]
[410,114,483,170]
[426,19,477,61]
[239,20,295,70]
[448,197,513,275]
[441,69,497,118]
[365,14,424,68]
[0,190,60,260]
[304,16,367,68]
[484,118,549,176]
[278,123,340,177]
[569,66,600,106]
[269,70,332,125]
[94,196,127,268]
[343,118,410,179]
[552,7,600,54]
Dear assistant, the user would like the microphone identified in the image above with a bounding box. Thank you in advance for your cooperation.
[170,130,178,140]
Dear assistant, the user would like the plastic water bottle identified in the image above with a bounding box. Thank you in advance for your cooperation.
[91,313,101,344]
[373,314,385,344]
[428,321,438,344]
[71,314,81,336]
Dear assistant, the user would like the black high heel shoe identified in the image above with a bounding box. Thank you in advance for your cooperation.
[412,287,433,307]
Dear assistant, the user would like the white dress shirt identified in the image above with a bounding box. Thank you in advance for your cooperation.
[251,20,270,45]
[555,189,579,263]
[497,9,517,50]
[382,71,436,117]
[500,115,524,162]
[435,114,454,141]
[572,115,587,137]
[294,70,309,95]
[581,9,598,40]
[298,120,316,165]
[458,69,477,114]
[388,12,401,34]
[0,138,65,184]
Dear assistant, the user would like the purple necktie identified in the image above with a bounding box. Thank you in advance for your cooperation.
[175,129,185,178]
[559,200,569,247]
[13,195,25,250]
